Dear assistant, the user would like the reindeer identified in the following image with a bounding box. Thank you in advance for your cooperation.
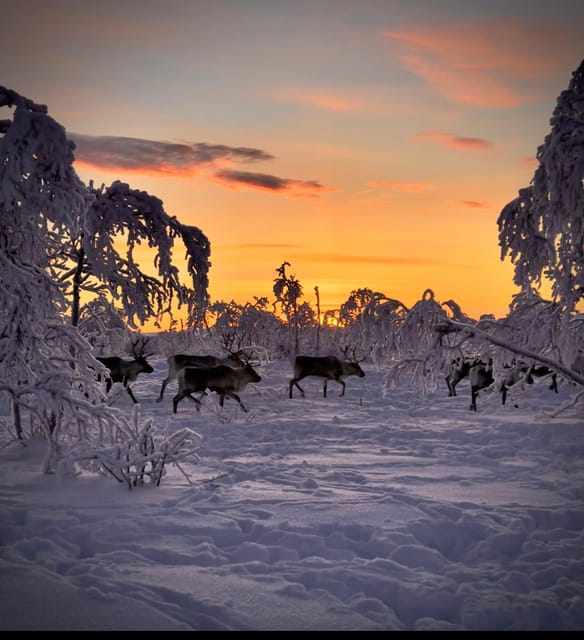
[499,362,558,405]
[527,364,558,394]
[289,347,366,399]
[469,359,558,411]
[172,363,262,413]
[157,351,245,402]
[96,337,154,404]
[96,356,154,404]
[469,359,494,411]
[445,355,485,397]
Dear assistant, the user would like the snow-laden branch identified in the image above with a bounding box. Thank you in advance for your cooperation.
[436,318,584,387]
[497,59,584,314]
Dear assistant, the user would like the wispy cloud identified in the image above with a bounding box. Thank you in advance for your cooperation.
[384,21,576,108]
[214,169,337,197]
[451,200,489,209]
[211,245,440,267]
[412,131,492,152]
[271,89,365,112]
[304,253,443,266]
[218,243,306,251]
[520,156,537,170]
[368,180,433,193]
[71,134,273,176]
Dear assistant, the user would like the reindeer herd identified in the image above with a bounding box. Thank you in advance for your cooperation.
[445,355,559,411]
[96,342,367,413]
[96,338,572,414]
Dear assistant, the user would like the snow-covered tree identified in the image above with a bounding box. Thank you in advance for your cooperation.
[338,289,409,366]
[0,86,114,459]
[273,261,303,354]
[48,179,211,330]
[391,61,584,408]
[498,58,584,314]
[206,297,285,361]
[382,289,451,393]
[77,298,131,353]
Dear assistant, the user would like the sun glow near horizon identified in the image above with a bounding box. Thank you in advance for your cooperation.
[15,0,578,334]
[74,154,526,334]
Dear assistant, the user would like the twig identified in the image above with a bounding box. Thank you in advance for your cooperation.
[199,467,235,484]
[551,387,584,418]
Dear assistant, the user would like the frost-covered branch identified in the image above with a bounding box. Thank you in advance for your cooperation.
[497,59,584,313]
[74,180,212,329]
[436,318,584,387]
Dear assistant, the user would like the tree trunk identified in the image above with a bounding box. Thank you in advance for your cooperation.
[315,286,321,354]
[71,246,85,327]
[12,397,23,440]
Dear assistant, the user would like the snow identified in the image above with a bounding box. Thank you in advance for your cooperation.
[1,358,584,630]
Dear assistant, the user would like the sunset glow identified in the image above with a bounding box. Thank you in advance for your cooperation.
[3,0,582,330]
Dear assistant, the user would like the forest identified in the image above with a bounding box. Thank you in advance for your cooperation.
[0,58,583,479]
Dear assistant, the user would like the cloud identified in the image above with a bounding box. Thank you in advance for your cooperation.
[212,243,444,266]
[304,253,443,266]
[520,156,538,170]
[71,134,274,176]
[271,89,365,112]
[384,21,577,108]
[214,169,337,196]
[368,180,433,193]
[70,134,335,198]
[218,243,306,251]
[412,131,492,152]
[451,200,489,209]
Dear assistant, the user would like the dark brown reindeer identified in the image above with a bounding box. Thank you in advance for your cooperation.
[157,351,245,402]
[289,346,366,399]
[172,363,262,413]
[96,337,154,404]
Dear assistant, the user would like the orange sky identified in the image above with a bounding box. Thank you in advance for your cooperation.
[2,1,582,330]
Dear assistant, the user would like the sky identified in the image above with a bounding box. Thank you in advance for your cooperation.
[1,356,584,630]
[2,0,584,327]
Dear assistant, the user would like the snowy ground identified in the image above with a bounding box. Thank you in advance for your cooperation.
[1,358,584,630]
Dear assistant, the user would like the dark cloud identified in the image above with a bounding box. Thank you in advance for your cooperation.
[70,133,335,197]
[215,169,331,193]
[70,134,274,173]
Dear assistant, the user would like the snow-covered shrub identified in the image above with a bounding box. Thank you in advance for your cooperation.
[58,405,202,488]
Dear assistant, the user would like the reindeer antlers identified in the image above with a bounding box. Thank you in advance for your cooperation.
[340,344,366,363]
[129,336,155,358]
